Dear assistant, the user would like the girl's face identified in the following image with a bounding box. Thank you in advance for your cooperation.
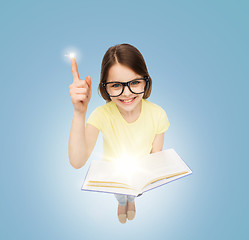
[106,63,144,113]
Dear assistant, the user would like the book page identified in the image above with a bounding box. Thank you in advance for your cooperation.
[138,149,192,190]
[83,160,131,185]
[82,160,141,196]
[82,149,192,196]
[142,171,191,193]
[83,160,147,190]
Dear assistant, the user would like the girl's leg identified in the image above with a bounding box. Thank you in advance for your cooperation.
[127,195,136,221]
[114,194,127,206]
[114,194,127,224]
[127,195,135,203]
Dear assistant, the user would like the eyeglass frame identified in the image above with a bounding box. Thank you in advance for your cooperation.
[102,76,150,97]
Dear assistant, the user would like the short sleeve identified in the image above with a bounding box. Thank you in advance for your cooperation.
[156,108,170,134]
[86,107,103,131]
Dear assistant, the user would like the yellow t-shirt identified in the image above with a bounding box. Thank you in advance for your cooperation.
[87,99,170,162]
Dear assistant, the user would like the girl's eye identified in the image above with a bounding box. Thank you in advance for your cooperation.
[130,80,140,86]
[111,83,122,88]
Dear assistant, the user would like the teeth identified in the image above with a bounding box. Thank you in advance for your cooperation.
[122,98,134,103]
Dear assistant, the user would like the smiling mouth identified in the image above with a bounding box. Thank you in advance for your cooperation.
[119,97,137,104]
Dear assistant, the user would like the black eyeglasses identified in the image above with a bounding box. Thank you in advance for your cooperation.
[102,77,149,97]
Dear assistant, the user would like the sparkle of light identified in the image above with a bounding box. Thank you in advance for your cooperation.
[64,52,75,59]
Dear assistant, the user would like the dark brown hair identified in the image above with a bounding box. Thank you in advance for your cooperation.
[98,44,152,101]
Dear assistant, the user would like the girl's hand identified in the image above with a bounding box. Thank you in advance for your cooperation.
[69,57,92,114]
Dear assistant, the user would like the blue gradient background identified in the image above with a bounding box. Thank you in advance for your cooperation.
[1,0,248,239]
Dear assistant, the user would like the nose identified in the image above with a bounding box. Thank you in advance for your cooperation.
[122,85,132,96]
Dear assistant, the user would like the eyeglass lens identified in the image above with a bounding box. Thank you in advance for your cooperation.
[106,79,146,97]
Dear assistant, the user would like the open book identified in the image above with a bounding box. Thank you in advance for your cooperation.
[82,149,192,197]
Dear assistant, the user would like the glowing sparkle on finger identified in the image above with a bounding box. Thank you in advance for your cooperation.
[63,47,81,63]
[69,53,75,58]
[64,52,75,59]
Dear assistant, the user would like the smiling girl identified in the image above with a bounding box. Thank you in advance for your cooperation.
[68,44,170,224]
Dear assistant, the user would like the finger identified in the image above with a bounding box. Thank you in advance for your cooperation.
[71,57,80,82]
[85,75,91,87]
[75,94,87,102]
[75,80,89,89]
[74,88,88,94]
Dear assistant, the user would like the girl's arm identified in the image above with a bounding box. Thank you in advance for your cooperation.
[68,57,99,169]
[68,111,99,169]
[150,132,165,153]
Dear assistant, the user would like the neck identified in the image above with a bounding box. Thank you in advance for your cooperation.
[116,100,142,123]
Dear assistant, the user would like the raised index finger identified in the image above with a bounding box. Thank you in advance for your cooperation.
[71,57,80,82]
